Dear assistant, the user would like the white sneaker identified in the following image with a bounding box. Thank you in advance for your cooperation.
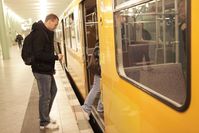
[40,123,59,130]
[50,118,57,124]
[82,109,90,120]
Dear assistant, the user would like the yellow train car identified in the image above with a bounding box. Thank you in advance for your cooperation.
[98,0,198,132]
[56,0,199,132]
[56,0,89,99]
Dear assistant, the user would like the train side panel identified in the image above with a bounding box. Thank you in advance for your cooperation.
[62,1,89,99]
[98,0,199,133]
[67,49,88,98]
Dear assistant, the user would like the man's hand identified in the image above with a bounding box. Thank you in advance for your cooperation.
[58,54,63,60]
[181,22,186,30]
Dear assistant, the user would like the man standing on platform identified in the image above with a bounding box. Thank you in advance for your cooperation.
[31,13,63,130]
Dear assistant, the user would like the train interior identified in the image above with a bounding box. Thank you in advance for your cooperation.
[114,0,187,106]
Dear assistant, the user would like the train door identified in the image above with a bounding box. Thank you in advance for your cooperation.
[83,0,99,90]
[61,19,68,67]
[82,0,104,129]
[54,19,64,57]
[55,19,68,68]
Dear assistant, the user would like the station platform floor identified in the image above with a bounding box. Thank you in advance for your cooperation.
[0,46,93,133]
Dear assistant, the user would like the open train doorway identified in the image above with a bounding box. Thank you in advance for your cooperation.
[83,0,98,90]
[82,0,104,131]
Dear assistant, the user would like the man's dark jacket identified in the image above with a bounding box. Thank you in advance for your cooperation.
[31,20,58,75]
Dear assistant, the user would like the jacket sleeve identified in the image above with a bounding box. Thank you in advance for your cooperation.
[33,31,58,62]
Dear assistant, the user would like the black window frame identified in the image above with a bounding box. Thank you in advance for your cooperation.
[113,0,191,112]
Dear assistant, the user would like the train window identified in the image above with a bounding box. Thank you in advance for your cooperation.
[114,0,131,7]
[69,13,78,51]
[114,0,145,9]
[65,17,72,48]
[74,6,81,51]
[68,8,81,52]
[114,0,189,110]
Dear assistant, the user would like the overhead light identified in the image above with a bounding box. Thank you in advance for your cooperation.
[146,3,149,8]
[40,0,47,21]
[21,18,32,31]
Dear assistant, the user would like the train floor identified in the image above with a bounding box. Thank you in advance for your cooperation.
[0,45,93,133]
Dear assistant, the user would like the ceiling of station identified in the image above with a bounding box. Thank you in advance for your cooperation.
[4,0,72,22]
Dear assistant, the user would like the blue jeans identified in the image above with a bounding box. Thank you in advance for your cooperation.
[82,75,103,114]
[33,73,57,126]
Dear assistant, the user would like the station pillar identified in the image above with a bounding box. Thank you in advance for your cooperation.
[0,0,10,59]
